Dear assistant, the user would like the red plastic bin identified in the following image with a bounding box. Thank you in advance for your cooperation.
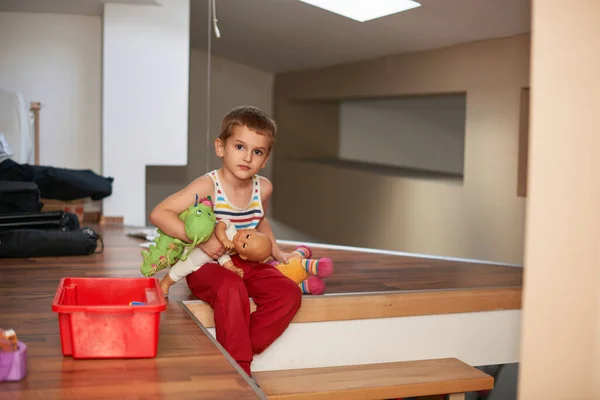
[51,277,167,359]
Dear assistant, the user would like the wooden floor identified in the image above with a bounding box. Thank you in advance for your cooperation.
[302,246,522,294]
[0,225,262,400]
[0,224,523,399]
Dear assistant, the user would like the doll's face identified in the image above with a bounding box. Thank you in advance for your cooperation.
[234,229,272,262]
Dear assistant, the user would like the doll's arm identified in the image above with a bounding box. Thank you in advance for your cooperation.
[218,254,243,278]
[215,221,234,251]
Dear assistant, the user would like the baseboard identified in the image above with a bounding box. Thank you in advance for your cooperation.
[83,211,102,223]
[99,215,124,225]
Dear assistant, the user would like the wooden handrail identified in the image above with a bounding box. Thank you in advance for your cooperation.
[30,101,41,165]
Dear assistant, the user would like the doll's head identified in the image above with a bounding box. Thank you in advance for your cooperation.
[233,229,272,262]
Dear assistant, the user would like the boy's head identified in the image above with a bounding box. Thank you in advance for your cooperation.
[215,106,277,179]
[233,229,272,262]
[219,106,277,152]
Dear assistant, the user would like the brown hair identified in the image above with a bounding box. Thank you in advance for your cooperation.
[219,106,277,150]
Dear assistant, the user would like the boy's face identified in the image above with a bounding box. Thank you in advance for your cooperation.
[215,125,270,180]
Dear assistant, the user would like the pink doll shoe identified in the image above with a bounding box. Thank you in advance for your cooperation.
[293,245,312,259]
[315,257,333,279]
[301,276,325,295]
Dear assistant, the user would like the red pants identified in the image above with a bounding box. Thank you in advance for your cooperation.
[185,255,302,376]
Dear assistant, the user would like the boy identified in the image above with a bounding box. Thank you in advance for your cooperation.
[149,106,301,378]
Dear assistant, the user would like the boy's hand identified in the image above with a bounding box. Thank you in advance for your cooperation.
[198,234,225,259]
[272,247,292,264]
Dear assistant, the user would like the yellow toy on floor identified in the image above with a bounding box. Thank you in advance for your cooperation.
[267,245,333,295]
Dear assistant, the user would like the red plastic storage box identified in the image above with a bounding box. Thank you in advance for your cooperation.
[52,277,167,359]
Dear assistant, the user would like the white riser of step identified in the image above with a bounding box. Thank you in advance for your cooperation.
[206,310,521,372]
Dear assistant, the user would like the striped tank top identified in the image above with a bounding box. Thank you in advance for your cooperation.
[207,169,264,230]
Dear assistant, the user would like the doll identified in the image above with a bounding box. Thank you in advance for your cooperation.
[219,239,334,294]
[268,245,334,295]
[212,219,273,277]
[140,195,216,277]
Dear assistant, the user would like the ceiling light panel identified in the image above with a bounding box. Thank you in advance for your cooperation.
[298,0,421,22]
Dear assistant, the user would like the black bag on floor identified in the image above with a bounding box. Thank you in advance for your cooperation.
[0,159,113,201]
[0,181,42,214]
[0,210,79,232]
[0,227,103,258]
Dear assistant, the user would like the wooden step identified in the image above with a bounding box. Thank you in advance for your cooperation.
[183,287,521,329]
[253,358,493,400]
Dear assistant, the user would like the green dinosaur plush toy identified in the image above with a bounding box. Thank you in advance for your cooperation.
[140,195,216,277]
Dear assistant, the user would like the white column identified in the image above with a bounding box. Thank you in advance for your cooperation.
[102,0,189,226]
[519,1,600,399]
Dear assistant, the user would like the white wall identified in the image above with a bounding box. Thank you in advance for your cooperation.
[275,35,529,264]
[339,94,466,175]
[103,0,189,226]
[187,48,275,183]
[0,12,101,172]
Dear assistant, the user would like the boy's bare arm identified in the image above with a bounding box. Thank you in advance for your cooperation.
[215,221,234,250]
[149,175,214,243]
[256,177,276,242]
[256,177,291,263]
[256,216,277,246]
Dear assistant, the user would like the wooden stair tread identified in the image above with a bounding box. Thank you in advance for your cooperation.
[254,358,493,400]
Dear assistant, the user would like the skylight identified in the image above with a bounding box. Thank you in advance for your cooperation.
[298,0,421,22]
